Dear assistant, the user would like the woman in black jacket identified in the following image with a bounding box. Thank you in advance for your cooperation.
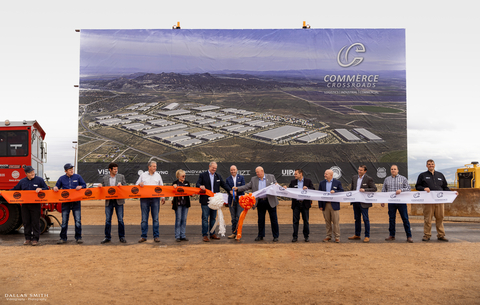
[172,169,191,242]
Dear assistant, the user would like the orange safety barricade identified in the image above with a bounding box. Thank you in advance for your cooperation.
[1,185,213,204]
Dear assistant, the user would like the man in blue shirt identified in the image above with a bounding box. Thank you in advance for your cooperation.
[225,165,245,239]
[54,163,87,244]
[1,166,49,246]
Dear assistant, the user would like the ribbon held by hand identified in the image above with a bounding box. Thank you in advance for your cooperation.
[236,193,256,240]
[208,193,227,236]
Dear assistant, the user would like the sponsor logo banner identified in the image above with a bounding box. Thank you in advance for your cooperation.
[250,185,457,204]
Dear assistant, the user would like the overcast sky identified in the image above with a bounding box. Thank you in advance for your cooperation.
[0,0,478,180]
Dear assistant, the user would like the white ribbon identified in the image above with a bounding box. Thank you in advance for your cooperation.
[208,193,226,236]
[251,184,457,204]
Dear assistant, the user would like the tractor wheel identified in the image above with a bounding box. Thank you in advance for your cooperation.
[0,197,22,234]
[39,216,48,234]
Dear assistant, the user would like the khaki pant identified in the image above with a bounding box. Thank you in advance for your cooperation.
[323,203,340,238]
[423,204,445,238]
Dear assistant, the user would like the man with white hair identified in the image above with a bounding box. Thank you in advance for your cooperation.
[235,166,280,242]
[136,160,165,243]
[318,169,344,243]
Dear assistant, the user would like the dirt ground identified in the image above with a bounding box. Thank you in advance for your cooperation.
[1,200,480,304]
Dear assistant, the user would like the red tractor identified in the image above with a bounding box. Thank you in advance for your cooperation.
[0,120,60,234]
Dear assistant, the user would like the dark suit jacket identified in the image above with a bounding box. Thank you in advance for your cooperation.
[288,178,315,209]
[102,174,127,206]
[171,179,191,210]
[226,174,245,205]
[237,174,279,208]
[196,171,231,205]
[350,174,377,208]
[318,179,344,210]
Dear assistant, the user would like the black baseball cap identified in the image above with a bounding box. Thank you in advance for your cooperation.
[64,163,75,171]
[24,166,34,174]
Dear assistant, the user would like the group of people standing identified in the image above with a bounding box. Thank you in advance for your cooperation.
[2,159,454,246]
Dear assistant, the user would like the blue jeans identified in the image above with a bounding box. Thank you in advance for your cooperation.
[229,198,244,234]
[388,203,412,238]
[140,198,160,239]
[105,200,125,240]
[201,205,217,237]
[175,205,189,239]
[353,202,370,237]
[60,201,82,241]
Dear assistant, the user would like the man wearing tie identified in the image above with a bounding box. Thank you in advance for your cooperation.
[225,165,245,239]
[348,165,377,243]
[285,169,315,242]
[318,169,344,243]
[196,162,231,242]
[235,166,280,242]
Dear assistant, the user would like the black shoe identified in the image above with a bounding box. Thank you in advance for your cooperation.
[292,237,298,243]
[101,238,111,244]
[57,239,67,244]
[176,238,181,242]
[255,236,263,241]
[273,238,279,242]
[180,238,189,241]
[76,239,84,244]
[119,238,127,243]
[305,237,309,242]
[437,236,449,242]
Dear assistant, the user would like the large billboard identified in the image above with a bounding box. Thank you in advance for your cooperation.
[78,29,406,186]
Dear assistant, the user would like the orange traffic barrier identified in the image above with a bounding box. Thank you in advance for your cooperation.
[1,185,214,204]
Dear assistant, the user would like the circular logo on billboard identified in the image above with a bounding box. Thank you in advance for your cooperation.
[37,192,46,199]
[108,188,116,195]
[330,166,342,179]
[84,189,92,197]
[437,192,443,198]
[61,191,70,199]
[413,192,421,198]
[13,192,21,199]
[131,187,139,194]
[155,187,162,194]
[12,171,20,179]
[367,193,375,198]
[377,167,387,179]
[177,187,185,193]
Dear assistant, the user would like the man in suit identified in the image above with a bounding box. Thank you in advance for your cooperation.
[285,169,315,242]
[318,169,344,243]
[196,162,231,242]
[235,166,280,242]
[348,165,377,243]
[225,165,246,239]
[98,162,127,244]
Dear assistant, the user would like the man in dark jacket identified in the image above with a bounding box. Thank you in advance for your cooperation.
[1,166,49,246]
[415,159,456,242]
[286,169,315,242]
[348,165,377,243]
[196,162,231,242]
[318,169,344,243]
[225,165,245,239]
